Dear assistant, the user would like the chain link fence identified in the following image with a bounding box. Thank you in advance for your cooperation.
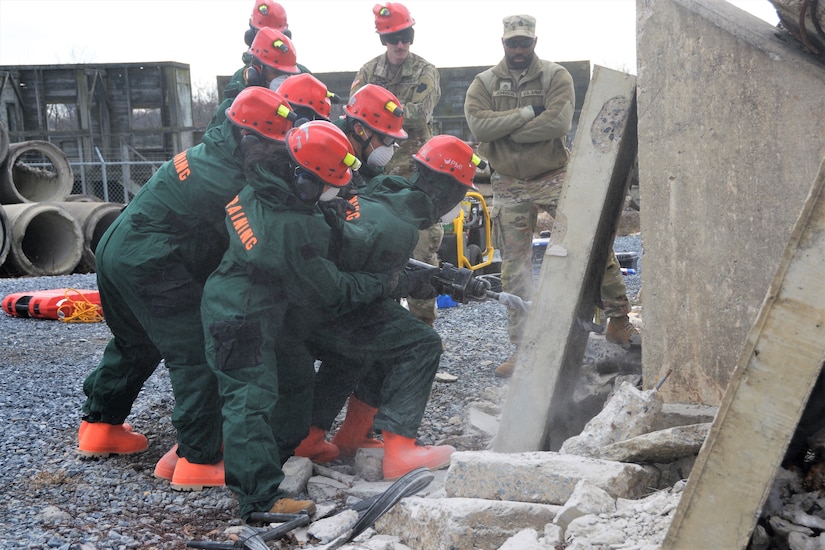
[70,160,162,204]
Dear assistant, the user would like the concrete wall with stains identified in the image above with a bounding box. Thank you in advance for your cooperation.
[637,0,825,405]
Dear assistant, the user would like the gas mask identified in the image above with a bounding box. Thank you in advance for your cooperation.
[292,168,325,204]
[367,144,395,167]
[439,202,464,224]
[318,186,341,202]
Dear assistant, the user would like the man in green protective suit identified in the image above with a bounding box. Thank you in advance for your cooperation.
[200,121,394,519]
[77,87,303,493]
[294,134,485,481]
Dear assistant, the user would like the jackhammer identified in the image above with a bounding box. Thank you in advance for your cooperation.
[406,258,531,312]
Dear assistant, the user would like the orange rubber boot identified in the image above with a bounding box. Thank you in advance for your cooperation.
[153,444,179,480]
[331,396,383,458]
[294,426,339,462]
[170,457,225,491]
[381,431,455,481]
[77,422,148,458]
[78,420,132,441]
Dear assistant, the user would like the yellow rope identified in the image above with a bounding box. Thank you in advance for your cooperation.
[58,288,103,323]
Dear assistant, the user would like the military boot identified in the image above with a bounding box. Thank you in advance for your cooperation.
[606,314,641,348]
[269,497,316,515]
[494,353,517,378]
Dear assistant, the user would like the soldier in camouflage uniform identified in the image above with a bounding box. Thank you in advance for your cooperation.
[465,15,638,378]
[351,2,443,325]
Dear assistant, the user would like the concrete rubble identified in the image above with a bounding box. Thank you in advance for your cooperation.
[209,349,825,549]
[242,363,718,549]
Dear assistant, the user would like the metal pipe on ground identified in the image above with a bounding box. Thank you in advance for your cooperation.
[0,203,83,276]
[55,201,123,273]
[0,141,73,204]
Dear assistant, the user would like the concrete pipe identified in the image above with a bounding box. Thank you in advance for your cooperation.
[0,120,8,169]
[0,141,73,204]
[64,194,104,203]
[0,203,83,276]
[0,204,10,268]
[56,201,123,273]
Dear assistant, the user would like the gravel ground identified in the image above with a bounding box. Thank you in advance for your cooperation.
[0,238,642,549]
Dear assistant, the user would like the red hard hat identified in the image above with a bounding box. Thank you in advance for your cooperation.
[249,0,288,32]
[278,74,334,120]
[344,85,407,140]
[286,121,361,187]
[413,135,484,188]
[373,3,414,34]
[226,87,296,142]
[249,27,300,74]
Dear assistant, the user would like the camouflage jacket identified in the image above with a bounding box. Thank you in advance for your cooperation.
[464,55,574,180]
[351,52,441,142]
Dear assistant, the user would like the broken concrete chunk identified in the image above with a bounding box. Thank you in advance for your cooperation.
[560,381,663,458]
[445,450,659,504]
[598,423,711,463]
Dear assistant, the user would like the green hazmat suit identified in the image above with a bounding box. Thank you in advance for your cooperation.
[81,117,247,465]
[206,54,311,132]
[303,173,450,437]
[200,174,390,520]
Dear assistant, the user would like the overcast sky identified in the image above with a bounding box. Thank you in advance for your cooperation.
[0,0,779,88]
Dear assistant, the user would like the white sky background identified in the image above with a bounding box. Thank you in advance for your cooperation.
[0,0,779,90]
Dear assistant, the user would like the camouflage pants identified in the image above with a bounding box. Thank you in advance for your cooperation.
[407,223,444,323]
[491,170,630,344]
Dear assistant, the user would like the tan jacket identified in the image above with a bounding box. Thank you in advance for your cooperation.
[464,55,574,180]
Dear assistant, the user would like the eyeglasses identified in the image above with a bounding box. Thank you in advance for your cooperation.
[504,36,535,49]
[381,29,413,45]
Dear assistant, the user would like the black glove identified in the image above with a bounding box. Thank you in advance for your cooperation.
[404,267,440,300]
[318,196,353,219]
[386,267,439,300]
[532,105,545,117]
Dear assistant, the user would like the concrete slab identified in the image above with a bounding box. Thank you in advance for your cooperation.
[374,496,558,550]
[495,66,638,452]
[663,157,825,548]
[444,450,659,504]
[637,0,825,405]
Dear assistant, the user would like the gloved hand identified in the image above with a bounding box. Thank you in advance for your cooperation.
[386,267,439,300]
[532,105,546,117]
[318,196,353,219]
[497,292,531,312]
[405,267,440,300]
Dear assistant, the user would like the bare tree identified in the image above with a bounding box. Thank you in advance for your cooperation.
[192,80,219,129]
